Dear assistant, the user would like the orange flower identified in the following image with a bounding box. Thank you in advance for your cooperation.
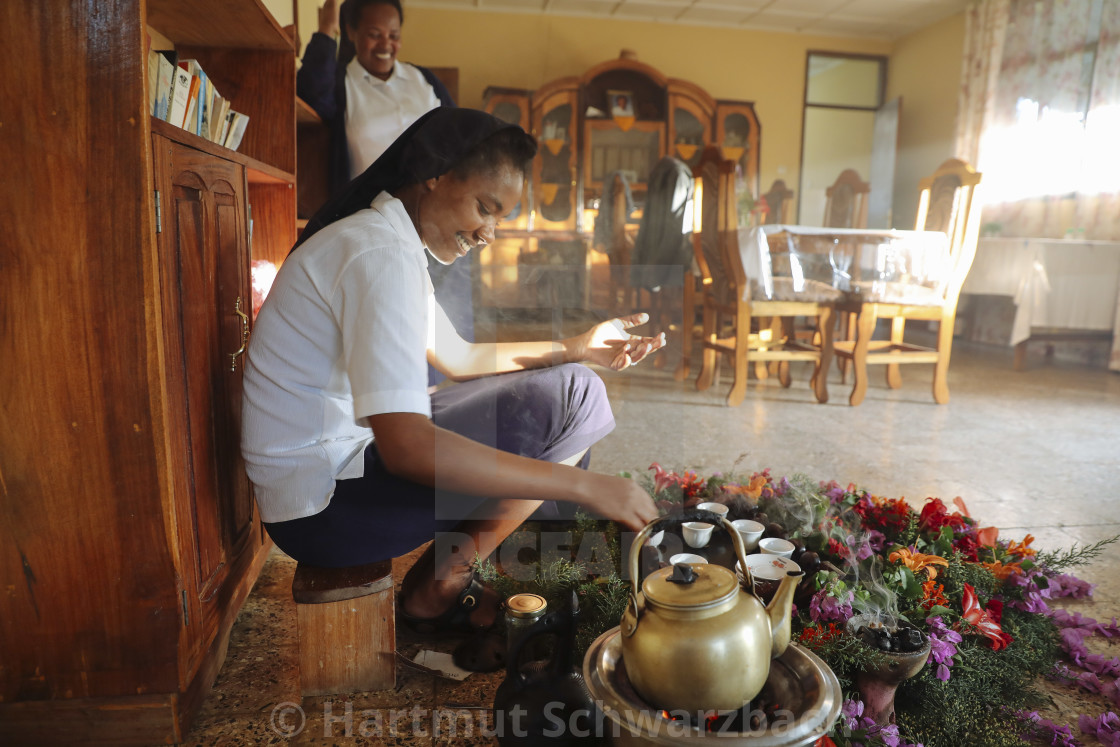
[1006,534,1037,559]
[889,547,950,580]
[981,560,1023,581]
[921,577,949,610]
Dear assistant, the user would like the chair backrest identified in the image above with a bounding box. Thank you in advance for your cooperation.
[914,158,983,302]
[823,169,870,229]
[761,179,795,225]
[690,147,742,304]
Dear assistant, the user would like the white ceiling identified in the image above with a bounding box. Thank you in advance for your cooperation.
[409,0,970,41]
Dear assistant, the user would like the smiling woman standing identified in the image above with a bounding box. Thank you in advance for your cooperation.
[297,0,454,192]
[242,109,663,664]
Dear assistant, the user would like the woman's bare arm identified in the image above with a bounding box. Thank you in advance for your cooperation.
[368,411,658,532]
[427,299,665,381]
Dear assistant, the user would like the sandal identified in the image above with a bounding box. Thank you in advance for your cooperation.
[398,571,496,636]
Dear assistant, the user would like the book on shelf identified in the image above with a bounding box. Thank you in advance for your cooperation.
[223,111,249,151]
[147,49,160,119]
[152,50,176,121]
[203,76,219,141]
[167,65,192,129]
[178,60,202,134]
[211,95,230,143]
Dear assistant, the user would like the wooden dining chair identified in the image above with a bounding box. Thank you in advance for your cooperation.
[678,147,832,405]
[823,169,870,229]
[761,179,795,225]
[832,158,983,405]
[824,169,871,378]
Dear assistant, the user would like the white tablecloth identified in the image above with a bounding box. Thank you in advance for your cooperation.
[961,237,1120,348]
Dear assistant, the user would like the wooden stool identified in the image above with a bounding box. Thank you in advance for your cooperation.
[292,559,396,696]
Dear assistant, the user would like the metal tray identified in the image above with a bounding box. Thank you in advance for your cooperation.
[583,627,842,746]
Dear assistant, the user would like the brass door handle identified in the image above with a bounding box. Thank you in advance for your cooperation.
[229,296,249,372]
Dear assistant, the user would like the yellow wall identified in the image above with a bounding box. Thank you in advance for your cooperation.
[400,8,891,199]
[288,3,964,224]
[886,12,966,227]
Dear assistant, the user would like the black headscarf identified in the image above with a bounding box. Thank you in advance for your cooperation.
[293,107,520,252]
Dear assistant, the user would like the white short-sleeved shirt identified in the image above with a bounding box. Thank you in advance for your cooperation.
[345,58,441,178]
[241,192,434,523]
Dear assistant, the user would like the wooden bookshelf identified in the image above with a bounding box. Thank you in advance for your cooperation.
[0,0,296,742]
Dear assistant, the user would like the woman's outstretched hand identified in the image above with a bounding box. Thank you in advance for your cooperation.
[577,313,666,371]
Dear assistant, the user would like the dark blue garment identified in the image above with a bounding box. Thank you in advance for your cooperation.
[262,364,614,567]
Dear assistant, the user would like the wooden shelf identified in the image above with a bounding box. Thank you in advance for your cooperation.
[297,96,322,125]
[151,118,294,184]
[147,0,293,51]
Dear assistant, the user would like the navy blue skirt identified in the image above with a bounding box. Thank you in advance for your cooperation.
[263,363,614,567]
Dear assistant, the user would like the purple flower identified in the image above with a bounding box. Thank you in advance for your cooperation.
[1050,573,1096,599]
[1018,711,1080,746]
[1007,569,1054,615]
[810,587,854,624]
[867,529,887,552]
[1079,712,1120,746]
[925,616,961,681]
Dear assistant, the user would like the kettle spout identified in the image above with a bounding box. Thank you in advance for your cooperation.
[766,570,805,659]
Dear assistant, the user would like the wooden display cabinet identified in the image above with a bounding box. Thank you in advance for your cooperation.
[477,56,760,317]
[0,0,296,742]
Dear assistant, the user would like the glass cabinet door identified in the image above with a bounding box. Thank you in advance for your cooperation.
[668,93,712,171]
[715,102,761,201]
[483,89,532,230]
[532,90,578,230]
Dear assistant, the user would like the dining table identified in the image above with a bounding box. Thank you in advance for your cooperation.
[741,224,954,405]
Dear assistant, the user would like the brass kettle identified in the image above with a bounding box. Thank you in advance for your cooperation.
[620,509,803,714]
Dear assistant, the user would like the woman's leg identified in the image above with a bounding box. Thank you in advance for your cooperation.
[402,364,612,623]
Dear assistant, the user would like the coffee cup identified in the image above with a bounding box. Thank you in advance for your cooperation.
[731,519,765,552]
[738,554,801,604]
[669,553,708,566]
[682,521,714,548]
[759,537,795,558]
[696,502,729,519]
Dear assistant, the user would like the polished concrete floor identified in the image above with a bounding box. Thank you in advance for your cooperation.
[183,335,1120,745]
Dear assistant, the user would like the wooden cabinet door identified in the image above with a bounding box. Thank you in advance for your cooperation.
[152,136,254,660]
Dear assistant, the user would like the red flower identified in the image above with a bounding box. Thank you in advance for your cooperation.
[960,583,1013,651]
[815,736,838,747]
[919,497,968,533]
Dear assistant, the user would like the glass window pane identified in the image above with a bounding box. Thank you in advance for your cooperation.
[806,55,882,108]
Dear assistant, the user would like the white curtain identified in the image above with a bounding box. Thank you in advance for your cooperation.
[956,0,1120,370]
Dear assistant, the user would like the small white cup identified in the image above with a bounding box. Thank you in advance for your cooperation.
[696,502,729,519]
[759,537,796,558]
[682,521,714,548]
[731,519,765,552]
[669,553,708,566]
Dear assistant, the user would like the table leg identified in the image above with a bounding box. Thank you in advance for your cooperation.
[813,306,833,404]
[849,304,874,406]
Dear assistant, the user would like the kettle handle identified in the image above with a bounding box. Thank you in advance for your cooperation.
[625,509,755,629]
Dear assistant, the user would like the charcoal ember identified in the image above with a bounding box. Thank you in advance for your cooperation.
[900,628,927,651]
[856,624,928,653]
